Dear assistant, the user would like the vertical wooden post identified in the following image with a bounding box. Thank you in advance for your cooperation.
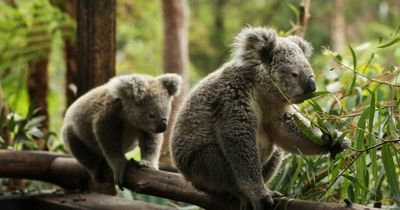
[76,0,116,195]
[76,0,116,96]
[63,0,78,107]
[161,0,190,168]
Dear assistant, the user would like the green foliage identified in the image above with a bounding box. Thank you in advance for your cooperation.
[270,29,400,208]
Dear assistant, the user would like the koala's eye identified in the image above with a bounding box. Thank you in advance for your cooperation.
[147,112,155,119]
[291,72,299,78]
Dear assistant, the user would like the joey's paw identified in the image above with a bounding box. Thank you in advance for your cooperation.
[114,167,126,191]
[114,161,133,191]
[137,160,156,169]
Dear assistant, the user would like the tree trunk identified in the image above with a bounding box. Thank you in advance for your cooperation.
[160,0,189,168]
[27,59,49,150]
[295,0,311,37]
[76,0,116,97]
[211,0,227,66]
[63,0,78,107]
[331,0,346,52]
[75,0,116,194]
[0,84,11,146]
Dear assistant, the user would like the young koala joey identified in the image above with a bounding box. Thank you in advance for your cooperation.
[62,73,182,189]
[171,27,350,210]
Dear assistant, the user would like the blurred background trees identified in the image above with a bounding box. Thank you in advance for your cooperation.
[0,0,399,208]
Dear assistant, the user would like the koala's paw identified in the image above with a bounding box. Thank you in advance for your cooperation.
[137,160,157,169]
[250,194,274,210]
[114,160,137,191]
[270,190,283,198]
[330,138,351,159]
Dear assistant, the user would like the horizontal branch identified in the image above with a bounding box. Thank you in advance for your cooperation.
[0,150,379,210]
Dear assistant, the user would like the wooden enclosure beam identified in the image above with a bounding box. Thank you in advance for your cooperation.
[76,0,116,96]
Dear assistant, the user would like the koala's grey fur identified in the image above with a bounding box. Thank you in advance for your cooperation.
[62,73,182,189]
[171,27,350,209]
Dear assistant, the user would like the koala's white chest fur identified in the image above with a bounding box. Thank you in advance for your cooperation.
[256,124,274,165]
[251,95,284,165]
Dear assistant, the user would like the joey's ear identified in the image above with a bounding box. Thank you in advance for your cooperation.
[232,26,278,65]
[108,75,148,102]
[157,73,182,96]
[287,35,313,58]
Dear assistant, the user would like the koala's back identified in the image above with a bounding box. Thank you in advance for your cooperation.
[172,65,254,167]
[63,85,112,153]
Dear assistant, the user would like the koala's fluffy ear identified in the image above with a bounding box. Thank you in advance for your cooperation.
[108,75,148,102]
[157,73,183,96]
[232,26,278,65]
[287,35,313,58]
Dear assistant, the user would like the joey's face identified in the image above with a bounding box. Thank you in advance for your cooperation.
[265,39,316,104]
[111,73,181,133]
[128,83,172,134]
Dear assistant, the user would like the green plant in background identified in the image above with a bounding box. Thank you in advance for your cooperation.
[272,28,400,208]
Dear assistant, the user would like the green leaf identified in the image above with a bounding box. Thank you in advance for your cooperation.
[293,91,330,102]
[382,144,400,204]
[348,45,357,90]
[287,3,299,24]
[308,99,323,112]
[348,45,357,70]
[342,174,373,194]
[293,114,326,146]
[378,37,400,48]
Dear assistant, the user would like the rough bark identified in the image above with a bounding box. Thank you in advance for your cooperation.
[0,192,175,210]
[160,0,190,168]
[0,84,11,146]
[0,150,380,210]
[27,59,49,150]
[295,0,311,37]
[76,0,116,97]
[331,0,346,52]
[61,0,78,107]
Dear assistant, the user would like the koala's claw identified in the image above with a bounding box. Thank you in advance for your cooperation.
[115,159,139,191]
[116,168,126,191]
[262,194,274,208]
[137,160,153,168]
[270,190,283,197]
[330,138,351,159]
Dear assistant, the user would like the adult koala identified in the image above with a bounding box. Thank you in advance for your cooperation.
[171,27,350,209]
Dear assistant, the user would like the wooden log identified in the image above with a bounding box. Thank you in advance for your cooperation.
[0,150,380,210]
[0,192,175,210]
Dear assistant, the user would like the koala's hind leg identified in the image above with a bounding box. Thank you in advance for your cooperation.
[262,148,283,182]
[262,148,283,197]
[64,126,110,182]
[185,144,242,199]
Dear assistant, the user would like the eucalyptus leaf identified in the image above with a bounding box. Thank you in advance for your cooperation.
[378,37,400,48]
[293,114,326,146]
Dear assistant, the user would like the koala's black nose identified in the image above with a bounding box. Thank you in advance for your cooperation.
[156,119,167,133]
[305,76,316,93]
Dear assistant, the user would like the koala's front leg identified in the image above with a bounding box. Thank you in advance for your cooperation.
[218,104,274,209]
[273,106,350,156]
[138,131,163,169]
